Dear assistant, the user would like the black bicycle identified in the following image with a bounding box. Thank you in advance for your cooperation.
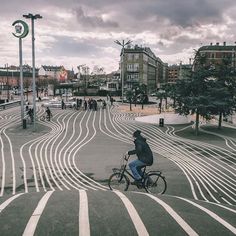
[40,114,51,121]
[108,154,167,194]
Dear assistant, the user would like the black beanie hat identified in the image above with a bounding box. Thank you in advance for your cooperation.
[133,130,141,138]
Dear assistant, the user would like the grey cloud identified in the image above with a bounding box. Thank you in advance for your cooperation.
[118,0,236,28]
[74,7,119,29]
[2,0,236,33]
[2,0,236,71]
[42,36,114,58]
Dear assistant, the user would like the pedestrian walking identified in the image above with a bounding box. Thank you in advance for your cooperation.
[110,97,114,106]
[94,100,97,111]
[84,100,87,110]
[61,99,66,109]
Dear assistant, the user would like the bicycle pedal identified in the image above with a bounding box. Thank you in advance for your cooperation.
[131,180,142,186]
[137,184,143,189]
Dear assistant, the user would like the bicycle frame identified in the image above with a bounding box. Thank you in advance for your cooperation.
[113,158,147,182]
[109,155,167,194]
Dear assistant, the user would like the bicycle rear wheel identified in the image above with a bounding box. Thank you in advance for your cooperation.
[108,172,129,191]
[144,173,167,194]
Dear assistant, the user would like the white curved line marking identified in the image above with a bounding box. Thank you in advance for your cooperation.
[79,190,90,236]
[177,197,236,234]
[141,193,199,236]
[22,191,54,236]
[0,193,24,213]
[114,191,149,236]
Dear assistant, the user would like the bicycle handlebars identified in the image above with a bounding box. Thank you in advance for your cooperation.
[124,154,130,161]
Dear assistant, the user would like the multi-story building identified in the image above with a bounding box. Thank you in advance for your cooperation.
[167,63,192,83]
[38,65,68,82]
[120,45,167,93]
[194,42,236,70]
[0,65,38,89]
[168,65,180,83]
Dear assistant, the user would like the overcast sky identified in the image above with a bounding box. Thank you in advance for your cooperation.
[1,0,236,73]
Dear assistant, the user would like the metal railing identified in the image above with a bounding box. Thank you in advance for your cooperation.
[0,100,21,110]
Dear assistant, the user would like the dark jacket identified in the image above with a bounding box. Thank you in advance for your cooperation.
[128,136,153,165]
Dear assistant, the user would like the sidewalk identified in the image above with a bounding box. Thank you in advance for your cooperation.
[116,103,191,125]
[135,113,191,125]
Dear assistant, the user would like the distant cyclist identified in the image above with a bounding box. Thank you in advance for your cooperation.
[126,130,153,184]
[45,107,52,121]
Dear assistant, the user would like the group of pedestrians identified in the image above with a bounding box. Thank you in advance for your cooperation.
[60,98,108,111]
[83,98,107,111]
[24,96,114,126]
[66,97,108,111]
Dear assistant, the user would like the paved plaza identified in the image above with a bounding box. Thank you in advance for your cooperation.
[0,100,236,235]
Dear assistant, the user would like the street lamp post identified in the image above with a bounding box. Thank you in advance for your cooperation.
[77,64,86,99]
[12,20,29,127]
[114,39,132,103]
[5,63,10,101]
[23,13,42,131]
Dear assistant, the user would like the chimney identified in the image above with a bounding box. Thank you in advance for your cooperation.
[223,42,226,46]
[210,42,212,46]
[216,42,219,46]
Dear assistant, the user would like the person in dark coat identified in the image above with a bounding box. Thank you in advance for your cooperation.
[45,107,52,121]
[84,100,87,110]
[61,99,65,109]
[27,108,33,123]
[127,130,153,183]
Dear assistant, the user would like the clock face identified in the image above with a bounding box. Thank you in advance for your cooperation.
[12,20,29,38]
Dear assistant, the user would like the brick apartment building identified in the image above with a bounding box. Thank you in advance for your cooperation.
[194,42,236,70]
[0,65,39,98]
[167,63,192,83]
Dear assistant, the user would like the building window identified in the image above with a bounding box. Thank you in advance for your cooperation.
[128,54,132,61]
[127,74,139,79]
[133,63,139,71]
[127,63,139,72]
[108,83,117,89]
[127,64,133,71]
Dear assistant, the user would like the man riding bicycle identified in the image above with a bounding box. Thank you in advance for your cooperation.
[126,130,153,185]
[45,107,52,121]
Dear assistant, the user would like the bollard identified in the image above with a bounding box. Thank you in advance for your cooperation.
[159,118,164,127]
[23,118,27,129]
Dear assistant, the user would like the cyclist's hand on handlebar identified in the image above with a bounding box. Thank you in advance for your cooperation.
[124,152,130,161]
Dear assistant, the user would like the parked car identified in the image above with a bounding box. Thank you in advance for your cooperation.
[42,99,76,108]
[62,93,72,97]
[65,101,76,108]
[41,96,50,101]
[41,100,61,108]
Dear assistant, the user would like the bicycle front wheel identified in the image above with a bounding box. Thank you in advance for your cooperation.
[40,116,45,121]
[108,172,129,191]
[144,173,167,194]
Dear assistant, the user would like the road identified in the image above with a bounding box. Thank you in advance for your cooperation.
[0,102,235,235]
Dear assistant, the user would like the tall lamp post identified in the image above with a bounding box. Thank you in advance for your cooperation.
[12,20,29,126]
[23,13,42,131]
[114,39,132,103]
[5,63,10,101]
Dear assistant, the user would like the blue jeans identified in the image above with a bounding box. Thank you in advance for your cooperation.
[129,160,146,180]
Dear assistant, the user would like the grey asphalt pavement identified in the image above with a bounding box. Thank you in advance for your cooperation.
[0,102,236,235]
